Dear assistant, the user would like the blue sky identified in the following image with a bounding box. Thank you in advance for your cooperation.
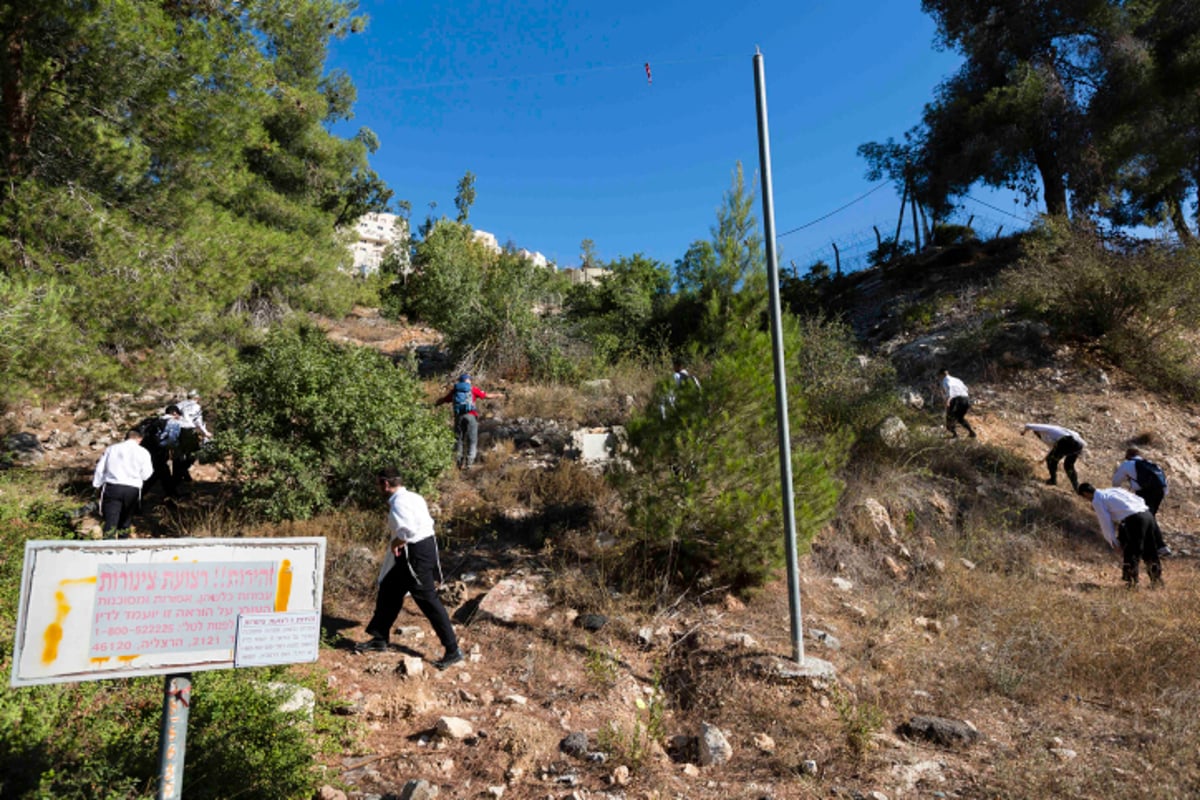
[327,1,1038,272]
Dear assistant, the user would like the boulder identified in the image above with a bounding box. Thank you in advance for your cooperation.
[877,416,909,449]
[435,716,474,740]
[698,722,732,766]
[897,715,980,747]
[475,577,552,623]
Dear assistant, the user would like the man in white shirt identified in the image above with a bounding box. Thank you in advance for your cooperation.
[939,369,976,438]
[1077,483,1163,587]
[1112,447,1170,556]
[92,429,155,538]
[1022,423,1086,491]
[175,390,210,481]
[354,469,463,669]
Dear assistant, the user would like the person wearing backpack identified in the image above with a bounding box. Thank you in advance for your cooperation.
[1113,447,1171,556]
[436,373,495,468]
[139,406,183,499]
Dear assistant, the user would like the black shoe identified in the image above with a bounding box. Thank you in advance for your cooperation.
[968,430,976,439]
[1045,478,1057,486]
[433,649,464,670]
[353,637,388,653]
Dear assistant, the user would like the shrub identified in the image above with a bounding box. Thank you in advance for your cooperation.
[1000,221,1200,398]
[616,314,850,595]
[0,668,342,800]
[215,323,452,520]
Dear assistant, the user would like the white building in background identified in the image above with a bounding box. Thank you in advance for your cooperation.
[563,266,610,286]
[349,212,408,276]
[518,248,550,269]
[350,218,552,276]
[472,229,501,254]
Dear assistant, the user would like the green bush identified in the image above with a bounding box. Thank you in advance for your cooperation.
[1001,221,1200,398]
[0,668,343,800]
[215,323,453,520]
[617,314,850,594]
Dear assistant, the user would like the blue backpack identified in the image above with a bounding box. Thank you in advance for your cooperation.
[1134,458,1167,491]
[452,381,475,416]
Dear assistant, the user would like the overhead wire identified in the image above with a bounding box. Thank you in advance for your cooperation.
[395,53,743,91]
[776,181,890,238]
[960,193,1037,222]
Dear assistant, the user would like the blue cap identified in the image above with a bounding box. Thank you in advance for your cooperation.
[459,373,470,382]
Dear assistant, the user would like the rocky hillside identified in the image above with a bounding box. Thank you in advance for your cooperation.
[6,251,1200,800]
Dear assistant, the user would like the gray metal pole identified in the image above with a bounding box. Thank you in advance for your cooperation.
[157,673,192,800]
[753,48,804,664]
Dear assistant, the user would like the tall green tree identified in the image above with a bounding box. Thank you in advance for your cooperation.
[913,0,1114,218]
[0,0,389,399]
[1090,0,1200,239]
[671,162,765,350]
[455,170,477,224]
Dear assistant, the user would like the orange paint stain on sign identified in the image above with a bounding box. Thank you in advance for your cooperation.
[41,576,97,665]
[274,559,293,611]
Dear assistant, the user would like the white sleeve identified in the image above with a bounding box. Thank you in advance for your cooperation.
[93,451,108,489]
[1093,496,1117,548]
[1112,462,1133,489]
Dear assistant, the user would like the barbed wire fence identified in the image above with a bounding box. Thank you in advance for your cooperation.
[775,187,1040,278]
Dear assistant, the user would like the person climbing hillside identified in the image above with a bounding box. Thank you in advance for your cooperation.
[354,469,463,669]
[660,361,702,419]
[92,428,155,538]
[1022,422,1086,491]
[1112,447,1171,557]
[174,389,211,482]
[939,368,976,439]
[436,373,497,468]
[1077,483,1164,589]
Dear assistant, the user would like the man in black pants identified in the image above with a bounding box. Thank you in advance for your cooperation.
[1078,483,1163,588]
[1022,423,1086,491]
[354,469,463,669]
[1112,447,1171,556]
[92,429,155,538]
[939,369,976,438]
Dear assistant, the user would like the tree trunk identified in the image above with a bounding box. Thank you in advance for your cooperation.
[2,17,33,179]
[1169,199,1194,244]
[1034,146,1068,218]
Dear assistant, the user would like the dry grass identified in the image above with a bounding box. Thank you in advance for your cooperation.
[501,359,661,427]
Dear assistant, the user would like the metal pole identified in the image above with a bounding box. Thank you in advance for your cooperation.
[753,48,804,664]
[157,673,192,800]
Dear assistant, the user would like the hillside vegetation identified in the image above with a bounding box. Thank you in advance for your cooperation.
[6,1,1200,797]
[5,227,1200,799]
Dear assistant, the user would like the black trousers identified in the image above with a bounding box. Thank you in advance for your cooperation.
[1135,486,1167,551]
[1046,436,1084,489]
[1118,511,1163,586]
[365,537,458,653]
[143,447,176,497]
[946,396,975,436]
[99,483,140,535]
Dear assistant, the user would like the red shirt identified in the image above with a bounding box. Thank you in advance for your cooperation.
[438,384,489,417]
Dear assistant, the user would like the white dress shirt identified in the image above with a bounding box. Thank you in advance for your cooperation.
[1090,487,1148,548]
[177,398,210,437]
[92,439,154,489]
[942,375,968,402]
[1023,423,1086,448]
[377,486,436,584]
